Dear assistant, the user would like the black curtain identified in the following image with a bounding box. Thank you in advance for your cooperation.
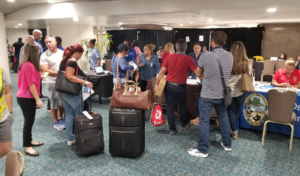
[108,30,138,53]
[174,28,211,54]
[108,27,264,57]
[28,29,47,50]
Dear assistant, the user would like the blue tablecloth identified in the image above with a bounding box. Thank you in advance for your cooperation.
[239,85,300,138]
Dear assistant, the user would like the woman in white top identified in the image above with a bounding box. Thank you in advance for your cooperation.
[227,41,250,139]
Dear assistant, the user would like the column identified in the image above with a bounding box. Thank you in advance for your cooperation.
[0,12,10,81]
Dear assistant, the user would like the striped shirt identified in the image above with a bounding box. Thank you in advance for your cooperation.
[198,46,233,99]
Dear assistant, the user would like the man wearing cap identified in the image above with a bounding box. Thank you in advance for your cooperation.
[112,43,137,86]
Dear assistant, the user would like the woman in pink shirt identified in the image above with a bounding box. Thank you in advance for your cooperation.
[17,43,43,156]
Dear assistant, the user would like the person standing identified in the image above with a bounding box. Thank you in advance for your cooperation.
[202,46,208,53]
[137,44,161,91]
[188,42,203,79]
[58,44,93,146]
[0,67,14,159]
[132,40,141,83]
[112,44,136,86]
[124,39,138,80]
[17,43,44,156]
[55,36,64,51]
[88,38,101,70]
[161,43,174,68]
[33,29,47,99]
[227,41,251,139]
[40,35,65,131]
[157,46,163,60]
[12,38,24,73]
[19,35,35,64]
[187,31,233,158]
[155,39,201,135]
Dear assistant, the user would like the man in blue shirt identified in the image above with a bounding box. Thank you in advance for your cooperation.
[124,39,138,80]
[33,29,47,98]
[33,29,43,58]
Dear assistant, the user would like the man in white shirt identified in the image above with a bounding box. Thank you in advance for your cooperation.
[40,35,65,131]
[157,46,163,59]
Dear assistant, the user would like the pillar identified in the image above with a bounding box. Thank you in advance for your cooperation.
[0,12,10,82]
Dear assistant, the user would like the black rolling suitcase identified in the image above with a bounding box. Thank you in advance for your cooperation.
[109,108,145,157]
[74,87,104,156]
[74,113,104,156]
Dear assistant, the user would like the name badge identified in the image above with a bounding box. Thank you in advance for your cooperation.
[151,63,153,67]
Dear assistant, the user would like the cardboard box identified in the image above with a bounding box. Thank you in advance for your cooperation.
[155,77,166,97]
[9,62,13,70]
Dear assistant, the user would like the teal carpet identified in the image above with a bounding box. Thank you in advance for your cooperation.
[1,71,300,175]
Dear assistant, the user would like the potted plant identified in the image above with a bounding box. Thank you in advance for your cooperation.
[80,33,113,60]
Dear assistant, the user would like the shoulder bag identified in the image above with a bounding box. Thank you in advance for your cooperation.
[55,60,84,95]
[213,51,232,106]
[241,73,255,93]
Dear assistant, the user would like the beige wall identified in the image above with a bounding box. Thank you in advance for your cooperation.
[6,28,28,46]
[49,24,94,69]
[262,23,300,60]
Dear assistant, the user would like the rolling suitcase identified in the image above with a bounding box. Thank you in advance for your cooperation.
[74,113,104,156]
[74,87,104,156]
[109,108,145,157]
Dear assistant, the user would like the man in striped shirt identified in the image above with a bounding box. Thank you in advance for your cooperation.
[188,31,233,158]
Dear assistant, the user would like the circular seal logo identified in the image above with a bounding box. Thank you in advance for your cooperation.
[243,93,268,126]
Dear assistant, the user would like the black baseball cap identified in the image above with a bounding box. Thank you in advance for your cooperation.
[118,43,129,51]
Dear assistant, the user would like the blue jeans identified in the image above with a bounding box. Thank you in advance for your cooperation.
[197,97,231,154]
[227,94,245,133]
[165,83,188,131]
[58,92,82,141]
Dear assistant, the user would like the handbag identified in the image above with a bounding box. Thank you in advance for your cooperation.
[55,60,84,95]
[151,104,165,127]
[241,73,255,92]
[110,80,153,110]
[213,51,232,106]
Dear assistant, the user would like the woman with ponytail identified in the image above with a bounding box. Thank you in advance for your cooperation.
[137,44,161,91]
[58,44,93,146]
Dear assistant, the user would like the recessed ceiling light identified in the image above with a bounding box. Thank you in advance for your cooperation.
[98,27,100,28]
[119,23,123,25]
[267,8,277,12]
[180,24,183,26]
[48,0,55,3]
[238,23,243,26]
[121,27,123,29]
[7,0,15,2]
[207,19,213,22]
[190,22,193,24]
[15,26,18,28]
[18,23,22,26]
[230,24,236,27]
[73,17,79,21]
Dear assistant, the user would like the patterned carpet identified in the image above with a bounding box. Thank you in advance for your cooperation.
[1,71,300,176]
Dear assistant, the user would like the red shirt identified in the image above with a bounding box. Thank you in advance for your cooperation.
[162,53,197,84]
[273,69,300,85]
[161,51,170,68]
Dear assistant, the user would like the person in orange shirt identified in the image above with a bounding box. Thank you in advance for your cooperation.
[272,59,300,88]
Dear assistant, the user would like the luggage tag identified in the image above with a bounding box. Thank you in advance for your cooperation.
[83,111,93,119]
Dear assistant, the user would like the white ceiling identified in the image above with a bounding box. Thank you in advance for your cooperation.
[3,0,300,30]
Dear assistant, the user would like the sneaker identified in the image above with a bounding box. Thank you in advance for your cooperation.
[221,142,232,151]
[67,140,76,146]
[54,121,65,131]
[187,148,208,158]
[181,124,190,131]
[59,119,65,126]
[170,130,178,135]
